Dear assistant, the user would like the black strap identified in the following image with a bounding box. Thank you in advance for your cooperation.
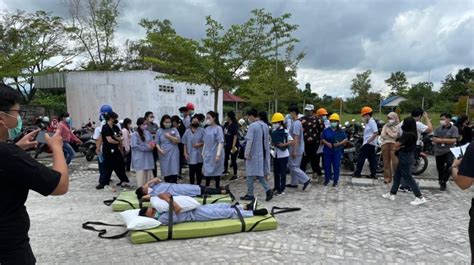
[211,195,231,204]
[232,205,246,232]
[167,195,174,240]
[202,193,208,205]
[142,230,162,242]
[271,206,301,216]
[82,221,129,239]
[103,197,137,209]
[247,216,273,232]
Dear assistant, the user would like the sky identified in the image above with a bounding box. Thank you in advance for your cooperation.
[1,0,473,98]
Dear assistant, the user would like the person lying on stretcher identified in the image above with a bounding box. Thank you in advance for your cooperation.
[135,178,232,201]
[138,193,268,225]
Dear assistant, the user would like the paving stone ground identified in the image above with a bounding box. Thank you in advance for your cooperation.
[26,155,472,264]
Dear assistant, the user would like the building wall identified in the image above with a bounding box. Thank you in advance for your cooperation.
[65,70,223,126]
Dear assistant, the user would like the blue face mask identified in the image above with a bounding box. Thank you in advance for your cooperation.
[154,211,161,220]
[8,115,22,139]
[66,117,72,126]
[330,122,338,129]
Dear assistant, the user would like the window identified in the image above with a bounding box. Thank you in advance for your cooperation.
[187,88,196,95]
[159,85,174,93]
[203,90,209,96]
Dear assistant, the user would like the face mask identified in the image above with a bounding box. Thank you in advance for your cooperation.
[66,117,72,125]
[149,118,155,123]
[147,187,153,194]
[179,113,185,118]
[388,119,396,125]
[272,124,280,130]
[199,122,205,127]
[190,111,194,116]
[330,122,338,129]
[191,123,199,128]
[440,120,446,126]
[154,211,161,220]
[140,124,148,131]
[8,115,22,139]
[206,119,213,125]
[322,116,327,121]
[164,122,172,129]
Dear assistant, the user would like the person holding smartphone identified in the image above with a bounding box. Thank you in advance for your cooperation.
[0,84,70,264]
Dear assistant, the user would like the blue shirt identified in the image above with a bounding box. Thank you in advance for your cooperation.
[321,127,347,153]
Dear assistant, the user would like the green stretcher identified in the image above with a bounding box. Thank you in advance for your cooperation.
[109,191,233,212]
[131,214,278,244]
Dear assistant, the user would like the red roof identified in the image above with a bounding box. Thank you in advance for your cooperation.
[223,91,245,102]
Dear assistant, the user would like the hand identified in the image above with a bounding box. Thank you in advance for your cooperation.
[184,153,189,161]
[245,154,251,160]
[15,129,40,150]
[45,128,64,152]
[215,154,221,162]
[231,146,238,154]
[432,137,442,144]
[423,112,429,119]
[291,152,296,159]
[165,132,172,138]
[277,142,285,148]
[193,143,202,148]
[158,148,166,155]
[452,159,462,168]
[95,148,101,155]
[326,142,333,148]
[308,137,313,141]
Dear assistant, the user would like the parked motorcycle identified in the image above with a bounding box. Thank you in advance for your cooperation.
[375,141,428,175]
[72,129,96,161]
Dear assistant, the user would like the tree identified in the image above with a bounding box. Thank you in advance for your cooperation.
[0,10,73,103]
[439,68,474,102]
[66,0,121,70]
[401,82,436,110]
[143,9,302,112]
[350,70,372,97]
[385,71,409,95]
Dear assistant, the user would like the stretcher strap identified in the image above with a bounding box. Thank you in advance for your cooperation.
[103,197,137,209]
[82,221,129,239]
[232,205,246,232]
[271,206,301,216]
[167,195,174,240]
[142,230,162,242]
[247,216,273,232]
[202,193,208,205]
[211,195,228,204]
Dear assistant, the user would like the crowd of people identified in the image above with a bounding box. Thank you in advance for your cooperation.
[2,78,474,262]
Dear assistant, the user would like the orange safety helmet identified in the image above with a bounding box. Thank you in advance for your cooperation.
[316,108,328,116]
[360,106,373,116]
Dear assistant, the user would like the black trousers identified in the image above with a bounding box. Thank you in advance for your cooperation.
[164,175,178,184]
[189,163,204,185]
[152,148,158,178]
[125,151,131,172]
[354,144,377,177]
[224,147,238,175]
[470,199,474,264]
[435,152,454,184]
[0,240,36,265]
[178,143,185,176]
[205,176,221,189]
[300,142,322,175]
[199,185,222,195]
[101,151,130,185]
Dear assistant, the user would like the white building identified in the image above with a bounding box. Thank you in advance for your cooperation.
[36,70,223,126]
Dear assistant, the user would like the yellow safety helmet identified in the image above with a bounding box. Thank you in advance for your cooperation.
[271,112,285,123]
[329,113,340,121]
[360,106,373,116]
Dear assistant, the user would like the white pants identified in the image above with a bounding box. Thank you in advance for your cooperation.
[136,170,154,187]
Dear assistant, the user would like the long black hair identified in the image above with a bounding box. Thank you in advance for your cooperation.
[227,111,237,124]
[456,115,469,131]
[136,117,146,142]
[160,114,172,129]
[259,111,270,125]
[123,118,132,131]
[401,116,417,137]
[207,111,221,126]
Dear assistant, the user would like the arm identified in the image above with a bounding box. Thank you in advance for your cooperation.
[422,112,433,134]
[158,193,182,214]
[131,134,153,152]
[452,159,473,190]
[106,136,120,144]
[47,129,69,195]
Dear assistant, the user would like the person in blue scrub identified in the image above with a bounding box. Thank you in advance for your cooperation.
[156,115,181,183]
[202,111,225,189]
[320,113,347,186]
[182,115,205,185]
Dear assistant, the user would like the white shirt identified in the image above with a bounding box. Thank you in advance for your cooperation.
[274,130,293,158]
[363,118,378,145]
[398,121,428,145]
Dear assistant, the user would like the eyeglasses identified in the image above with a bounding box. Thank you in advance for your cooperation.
[0,109,27,119]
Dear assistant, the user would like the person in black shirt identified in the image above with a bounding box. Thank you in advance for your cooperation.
[223,111,239,180]
[456,115,473,146]
[382,116,427,205]
[0,84,69,264]
[96,111,130,189]
[452,143,474,264]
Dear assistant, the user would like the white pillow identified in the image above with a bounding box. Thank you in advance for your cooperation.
[150,196,200,213]
[119,209,161,231]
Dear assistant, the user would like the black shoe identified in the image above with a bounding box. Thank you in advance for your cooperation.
[332,182,338,187]
[253,208,269,216]
[286,184,298,188]
[266,190,274,202]
[248,198,258,211]
[303,180,311,191]
[440,182,447,191]
[230,175,238,181]
[352,173,362,178]
[95,184,105,190]
[223,171,229,176]
[240,194,255,201]
[323,180,329,186]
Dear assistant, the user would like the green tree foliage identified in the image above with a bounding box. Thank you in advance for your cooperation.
[142,9,303,112]
[385,71,409,95]
[0,10,72,103]
[31,90,67,115]
[439,68,474,102]
[350,70,372,97]
[66,0,121,70]
[399,82,436,112]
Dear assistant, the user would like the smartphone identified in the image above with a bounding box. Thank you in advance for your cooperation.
[35,131,54,144]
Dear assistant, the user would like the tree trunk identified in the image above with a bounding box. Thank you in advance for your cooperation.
[213,87,219,113]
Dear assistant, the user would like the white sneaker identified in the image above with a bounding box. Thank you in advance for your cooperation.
[382,193,395,201]
[410,197,427,206]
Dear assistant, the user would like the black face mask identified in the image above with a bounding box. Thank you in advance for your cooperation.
[113,120,118,125]
[191,123,200,128]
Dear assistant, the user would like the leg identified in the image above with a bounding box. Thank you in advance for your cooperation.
[399,153,422,197]
[333,151,342,184]
[136,171,145,187]
[196,163,203,186]
[443,153,454,183]
[152,148,158,178]
[125,151,132,172]
[205,177,211,187]
[62,142,75,165]
[323,153,332,184]
[366,145,377,178]
[288,156,298,185]
[354,144,369,176]
[257,176,271,192]
[214,176,221,189]
[316,153,323,175]
[294,155,310,184]
[470,200,474,264]
[390,146,398,183]
[435,154,445,184]
[231,150,238,176]
[224,148,230,173]
[307,144,319,175]
[189,164,197,185]
[113,153,129,183]
[246,176,255,196]
[300,152,308,172]
[390,159,403,195]
[273,158,280,191]
[280,157,288,192]
[382,144,391,182]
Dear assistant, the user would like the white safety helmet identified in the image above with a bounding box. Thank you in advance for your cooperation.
[42,116,50,123]
[238,119,246,126]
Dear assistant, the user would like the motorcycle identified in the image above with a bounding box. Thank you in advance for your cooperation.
[72,129,96,162]
[421,132,434,155]
[375,140,428,175]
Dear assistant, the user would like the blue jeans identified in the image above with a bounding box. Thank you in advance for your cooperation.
[246,176,270,197]
[273,157,288,193]
[98,153,105,180]
[323,150,342,183]
[390,152,422,197]
[62,142,75,165]
[354,144,377,177]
